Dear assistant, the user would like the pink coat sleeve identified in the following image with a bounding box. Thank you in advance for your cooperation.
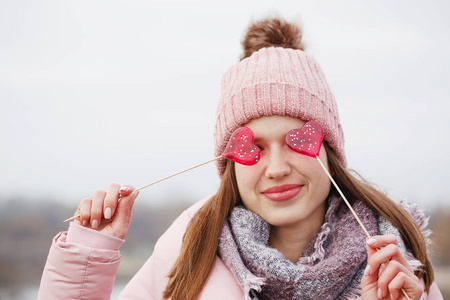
[38,198,209,300]
[38,223,124,300]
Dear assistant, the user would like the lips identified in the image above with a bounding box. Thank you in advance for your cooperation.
[262,184,302,202]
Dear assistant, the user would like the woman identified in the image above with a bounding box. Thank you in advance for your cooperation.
[38,17,442,299]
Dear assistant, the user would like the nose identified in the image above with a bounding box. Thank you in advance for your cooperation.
[264,147,291,179]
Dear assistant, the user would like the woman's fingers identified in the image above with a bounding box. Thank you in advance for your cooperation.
[74,183,130,229]
[378,259,419,285]
[366,234,398,248]
[90,190,106,229]
[119,185,134,197]
[78,197,92,226]
[103,183,121,220]
[387,271,423,300]
[71,183,139,239]
[111,188,139,239]
[367,235,412,276]
[363,235,422,300]
[377,259,420,299]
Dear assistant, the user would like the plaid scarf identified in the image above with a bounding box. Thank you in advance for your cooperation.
[218,195,422,300]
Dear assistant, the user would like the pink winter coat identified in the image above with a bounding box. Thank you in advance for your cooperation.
[38,198,443,299]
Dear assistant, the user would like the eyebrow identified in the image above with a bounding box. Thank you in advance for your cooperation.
[253,130,292,143]
[253,136,265,143]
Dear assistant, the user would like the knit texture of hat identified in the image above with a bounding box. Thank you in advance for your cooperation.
[214,47,345,175]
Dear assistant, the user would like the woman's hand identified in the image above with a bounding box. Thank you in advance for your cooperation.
[361,234,423,300]
[73,183,139,239]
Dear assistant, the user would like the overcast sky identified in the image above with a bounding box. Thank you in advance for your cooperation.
[1,0,449,211]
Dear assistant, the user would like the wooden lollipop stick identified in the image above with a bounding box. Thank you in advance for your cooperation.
[314,155,371,238]
[315,155,411,300]
[134,156,222,191]
[63,156,222,223]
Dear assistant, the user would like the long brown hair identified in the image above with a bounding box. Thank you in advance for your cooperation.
[163,161,240,299]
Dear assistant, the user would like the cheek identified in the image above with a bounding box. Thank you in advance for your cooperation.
[316,146,331,172]
[293,149,331,194]
[235,164,261,195]
[317,171,331,191]
[310,164,332,197]
[235,165,251,186]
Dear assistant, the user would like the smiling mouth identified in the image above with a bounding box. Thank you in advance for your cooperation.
[262,184,303,202]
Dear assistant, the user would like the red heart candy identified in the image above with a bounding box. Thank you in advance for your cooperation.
[222,127,260,165]
[286,120,324,158]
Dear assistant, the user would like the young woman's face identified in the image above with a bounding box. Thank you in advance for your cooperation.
[234,115,331,229]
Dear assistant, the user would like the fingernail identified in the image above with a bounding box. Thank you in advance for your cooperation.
[92,219,99,229]
[377,288,384,299]
[364,265,372,276]
[367,238,377,246]
[82,220,88,226]
[119,186,128,193]
[104,207,112,219]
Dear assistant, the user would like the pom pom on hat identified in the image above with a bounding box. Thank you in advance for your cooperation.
[241,17,304,60]
[214,18,346,176]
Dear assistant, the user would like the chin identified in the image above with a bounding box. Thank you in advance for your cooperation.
[263,213,302,228]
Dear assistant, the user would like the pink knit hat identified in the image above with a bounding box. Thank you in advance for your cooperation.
[214,47,346,175]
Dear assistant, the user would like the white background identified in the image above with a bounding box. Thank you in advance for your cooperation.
[1,0,449,210]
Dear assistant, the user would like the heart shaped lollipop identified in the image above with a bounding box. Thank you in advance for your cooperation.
[286,120,324,157]
[222,127,260,165]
